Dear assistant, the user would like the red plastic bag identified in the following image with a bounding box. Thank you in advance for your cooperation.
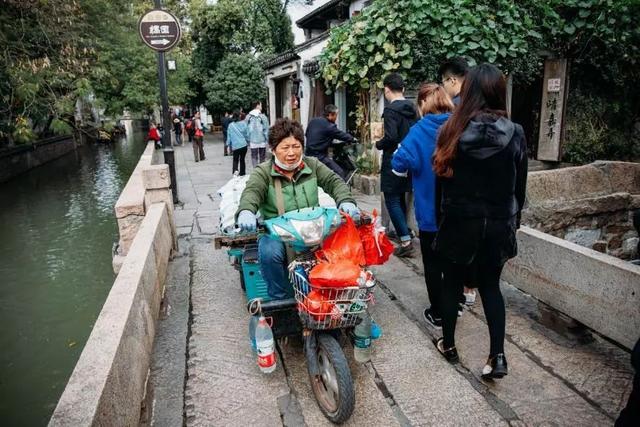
[319,213,366,266]
[309,259,361,288]
[302,289,336,321]
[358,209,395,265]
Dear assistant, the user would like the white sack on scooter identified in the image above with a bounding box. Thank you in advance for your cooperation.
[217,174,337,234]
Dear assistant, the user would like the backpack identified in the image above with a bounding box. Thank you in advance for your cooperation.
[246,114,264,144]
[185,119,193,131]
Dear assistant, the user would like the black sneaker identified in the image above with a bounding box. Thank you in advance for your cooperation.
[482,353,508,379]
[393,241,415,258]
[423,308,442,329]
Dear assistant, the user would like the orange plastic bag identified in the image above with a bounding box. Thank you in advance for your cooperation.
[319,213,366,265]
[309,259,361,288]
[358,209,395,265]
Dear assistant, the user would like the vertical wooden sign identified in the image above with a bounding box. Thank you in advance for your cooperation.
[537,58,569,161]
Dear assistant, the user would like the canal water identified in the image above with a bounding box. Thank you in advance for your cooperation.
[0,122,147,426]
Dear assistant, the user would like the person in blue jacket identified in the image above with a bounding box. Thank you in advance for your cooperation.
[392,83,454,328]
[226,111,249,176]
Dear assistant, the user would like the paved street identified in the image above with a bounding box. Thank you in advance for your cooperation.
[145,134,634,426]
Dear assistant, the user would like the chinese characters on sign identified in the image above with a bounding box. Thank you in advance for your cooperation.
[537,59,568,162]
[138,9,181,52]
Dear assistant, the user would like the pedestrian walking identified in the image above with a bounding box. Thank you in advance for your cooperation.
[375,73,418,257]
[246,101,269,167]
[192,111,206,162]
[440,58,477,309]
[185,116,194,142]
[431,64,528,380]
[227,111,249,176]
[173,118,183,146]
[439,57,469,106]
[148,122,162,149]
[305,104,356,181]
[222,111,232,156]
[391,83,454,329]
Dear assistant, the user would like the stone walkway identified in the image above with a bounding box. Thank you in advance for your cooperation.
[144,134,633,426]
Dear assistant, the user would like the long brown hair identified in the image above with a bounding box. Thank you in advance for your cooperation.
[417,83,454,116]
[433,63,508,178]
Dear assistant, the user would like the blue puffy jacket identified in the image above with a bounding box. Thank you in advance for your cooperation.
[391,113,451,231]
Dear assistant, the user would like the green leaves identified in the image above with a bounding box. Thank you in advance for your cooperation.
[320,0,640,96]
[204,53,266,113]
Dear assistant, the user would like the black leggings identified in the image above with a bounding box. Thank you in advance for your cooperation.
[419,231,443,317]
[441,260,506,356]
[232,146,247,176]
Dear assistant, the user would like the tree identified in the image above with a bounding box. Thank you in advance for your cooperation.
[204,54,266,113]
[0,0,195,145]
[190,0,294,106]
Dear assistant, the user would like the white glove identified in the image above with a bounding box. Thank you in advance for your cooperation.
[237,210,257,232]
[339,202,360,220]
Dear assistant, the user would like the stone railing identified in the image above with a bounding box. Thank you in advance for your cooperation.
[113,142,176,272]
[49,203,174,426]
[49,146,177,426]
[503,226,640,350]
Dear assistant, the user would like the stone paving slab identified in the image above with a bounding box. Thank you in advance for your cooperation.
[185,241,290,426]
[143,238,191,427]
[396,251,633,420]
[279,337,400,426]
[372,256,617,426]
[370,288,508,426]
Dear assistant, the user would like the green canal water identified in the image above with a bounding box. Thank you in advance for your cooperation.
[0,123,147,426]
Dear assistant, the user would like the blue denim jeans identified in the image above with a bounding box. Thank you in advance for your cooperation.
[384,192,411,242]
[258,235,293,299]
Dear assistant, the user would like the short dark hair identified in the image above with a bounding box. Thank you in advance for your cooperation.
[383,73,405,92]
[269,118,305,149]
[232,111,240,121]
[251,100,261,109]
[438,57,469,79]
[323,104,338,116]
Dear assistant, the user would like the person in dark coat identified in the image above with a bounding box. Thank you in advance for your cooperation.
[431,64,528,380]
[305,104,356,181]
[375,73,418,257]
[439,57,469,106]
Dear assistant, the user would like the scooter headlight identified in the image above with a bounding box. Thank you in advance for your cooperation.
[290,217,325,246]
[272,224,296,241]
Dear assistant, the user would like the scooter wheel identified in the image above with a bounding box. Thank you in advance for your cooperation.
[308,333,355,424]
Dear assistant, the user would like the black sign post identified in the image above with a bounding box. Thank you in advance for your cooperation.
[138,4,181,203]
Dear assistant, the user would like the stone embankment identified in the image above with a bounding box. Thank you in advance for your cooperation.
[49,142,178,426]
[0,136,76,183]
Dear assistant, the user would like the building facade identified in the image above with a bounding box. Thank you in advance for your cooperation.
[264,0,370,131]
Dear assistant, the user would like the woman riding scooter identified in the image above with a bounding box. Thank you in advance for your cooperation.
[235,118,360,299]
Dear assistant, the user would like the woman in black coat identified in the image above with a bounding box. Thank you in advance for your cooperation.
[431,64,528,379]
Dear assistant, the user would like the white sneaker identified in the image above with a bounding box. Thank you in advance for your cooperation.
[464,290,477,306]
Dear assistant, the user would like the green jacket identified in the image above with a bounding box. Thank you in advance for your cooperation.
[237,156,355,220]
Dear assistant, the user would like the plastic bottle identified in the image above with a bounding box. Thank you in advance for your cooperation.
[248,315,259,353]
[255,316,276,373]
[353,312,372,363]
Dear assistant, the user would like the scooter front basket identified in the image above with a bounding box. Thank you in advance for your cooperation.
[288,261,374,330]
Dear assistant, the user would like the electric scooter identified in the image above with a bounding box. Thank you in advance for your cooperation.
[221,207,375,424]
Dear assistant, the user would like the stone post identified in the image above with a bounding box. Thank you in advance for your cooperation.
[142,164,178,254]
